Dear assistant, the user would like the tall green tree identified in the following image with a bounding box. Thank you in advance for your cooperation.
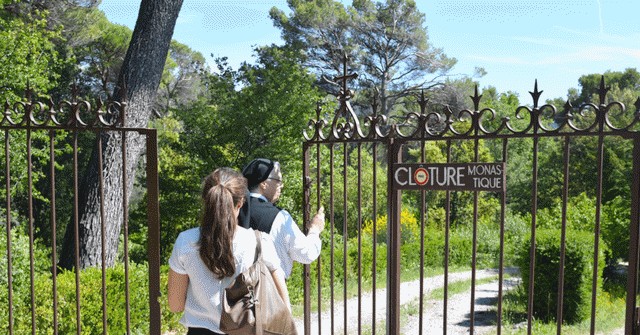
[270,0,456,116]
[0,2,68,241]
[179,45,326,171]
[0,2,64,101]
[155,41,206,115]
[60,0,184,269]
[576,68,640,105]
[73,11,132,98]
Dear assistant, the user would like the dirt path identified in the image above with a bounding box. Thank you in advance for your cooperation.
[401,275,520,334]
[294,267,519,334]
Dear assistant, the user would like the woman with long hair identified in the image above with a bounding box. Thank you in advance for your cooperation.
[167,168,289,335]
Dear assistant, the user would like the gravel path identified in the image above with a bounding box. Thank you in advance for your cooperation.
[294,267,519,334]
[401,274,520,335]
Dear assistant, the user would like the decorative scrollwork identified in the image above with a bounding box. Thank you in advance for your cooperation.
[0,88,128,130]
[304,68,640,143]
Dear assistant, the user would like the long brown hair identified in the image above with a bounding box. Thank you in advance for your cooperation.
[198,168,246,279]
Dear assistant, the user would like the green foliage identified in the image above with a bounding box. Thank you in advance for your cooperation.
[156,40,207,114]
[309,144,388,238]
[602,195,630,263]
[502,284,626,335]
[128,115,203,264]
[516,229,605,324]
[0,8,69,243]
[232,45,326,164]
[535,191,633,265]
[0,227,181,333]
[503,209,530,265]
[362,208,420,244]
[477,88,524,133]
[576,68,640,105]
[506,137,568,214]
[73,10,131,97]
[0,225,51,288]
[270,0,455,116]
[537,192,598,231]
[287,231,350,306]
[0,8,64,100]
[178,45,324,170]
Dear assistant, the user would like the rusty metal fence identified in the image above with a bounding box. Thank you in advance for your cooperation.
[301,67,640,335]
[0,92,160,334]
[3,73,640,335]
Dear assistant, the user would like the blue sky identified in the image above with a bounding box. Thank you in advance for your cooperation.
[99,0,640,102]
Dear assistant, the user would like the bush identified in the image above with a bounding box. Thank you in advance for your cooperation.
[1,227,182,334]
[362,208,420,244]
[602,195,630,263]
[446,223,502,269]
[421,227,445,267]
[503,210,530,265]
[516,228,605,324]
[287,232,347,306]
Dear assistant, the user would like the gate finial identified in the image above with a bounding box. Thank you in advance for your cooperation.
[417,89,429,114]
[329,54,365,140]
[597,75,610,106]
[333,54,358,103]
[529,79,543,108]
[470,85,482,111]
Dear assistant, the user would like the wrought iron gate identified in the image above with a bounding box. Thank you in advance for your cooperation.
[0,92,161,334]
[302,64,640,334]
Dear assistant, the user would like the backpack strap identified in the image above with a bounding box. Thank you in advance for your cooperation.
[253,230,263,335]
[253,230,262,262]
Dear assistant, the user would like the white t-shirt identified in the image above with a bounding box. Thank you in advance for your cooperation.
[168,226,281,333]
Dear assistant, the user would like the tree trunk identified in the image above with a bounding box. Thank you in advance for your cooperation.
[59,0,184,269]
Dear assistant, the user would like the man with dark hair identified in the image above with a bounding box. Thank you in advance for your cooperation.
[239,158,325,278]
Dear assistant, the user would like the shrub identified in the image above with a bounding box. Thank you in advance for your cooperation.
[1,227,182,334]
[537,192,597,231]
[287,232,347,306]
[362,208,420,244]
[516,228,604,324]
[602,195,630,263]
[503,210,529,265]
[3,263,144,334]
[421,227,445,267]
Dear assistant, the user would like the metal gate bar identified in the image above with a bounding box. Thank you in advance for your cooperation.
[372,140,379,335]
[626,136,640,335]
[300,61,640,335]
[591,133,605,334]
[557,136,571,332]
[1,94,161,334]
[498,137,508,335]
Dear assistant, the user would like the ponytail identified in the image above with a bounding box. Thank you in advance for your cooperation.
[198,168,246,279]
